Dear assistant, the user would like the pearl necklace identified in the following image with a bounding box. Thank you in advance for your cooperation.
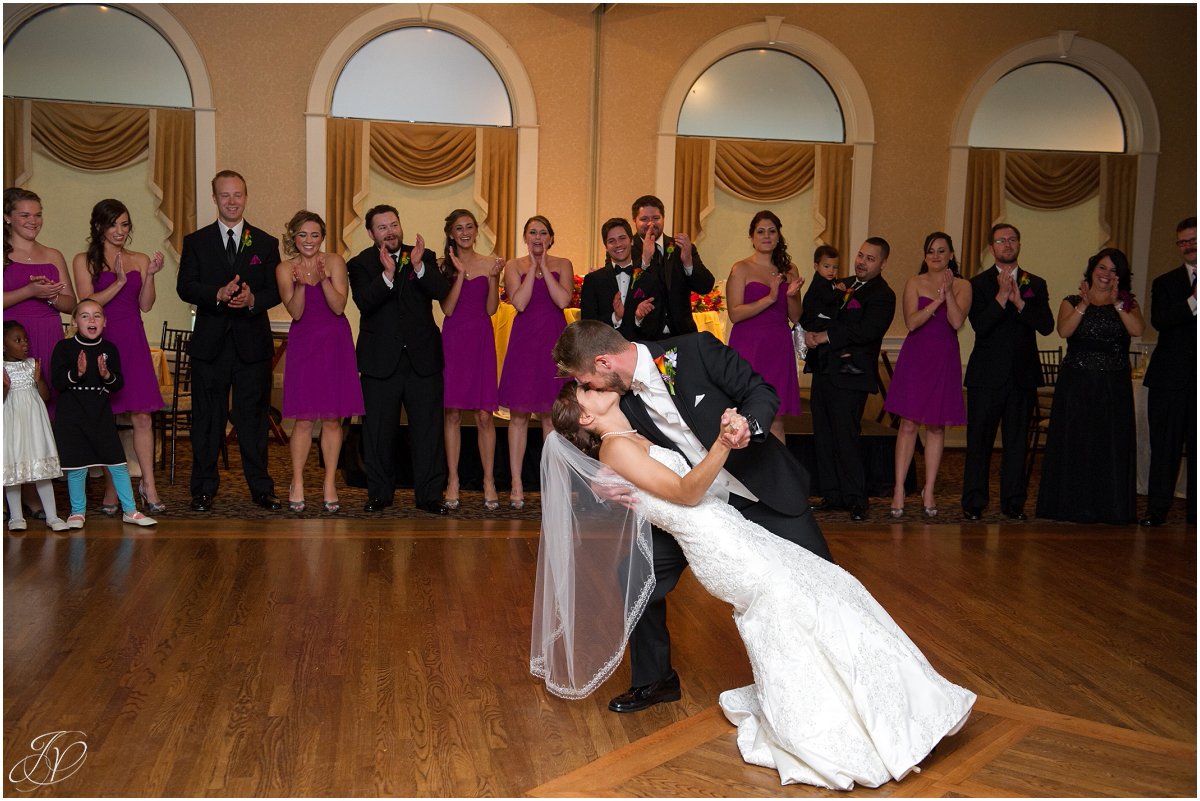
[600,429,638,440]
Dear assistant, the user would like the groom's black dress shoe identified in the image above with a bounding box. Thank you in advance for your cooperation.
[608,671,681,713]
[963,507,983,521]
[849,504,867,521]
[363,497,393,513]
[1139,513,1166,527]
[253,493,282,511]
[1002,506,1027,521]
[416,501,449,516]
[190,494,213,512]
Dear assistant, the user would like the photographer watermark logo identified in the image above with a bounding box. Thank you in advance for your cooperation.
[8,731,87,792]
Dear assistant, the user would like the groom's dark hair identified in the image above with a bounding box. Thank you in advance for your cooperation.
[552,320,628,376]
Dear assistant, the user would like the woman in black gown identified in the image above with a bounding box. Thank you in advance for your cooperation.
[1036,248,1145,523]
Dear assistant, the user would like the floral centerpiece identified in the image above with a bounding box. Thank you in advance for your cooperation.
[691,284,725,313]
[570,273,584,309]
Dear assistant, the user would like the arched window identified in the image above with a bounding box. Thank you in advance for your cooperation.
[661,22,871,281]
[332,27,511,127]
[678,49,843,143]
[969,63,1123,153]
[4,3,211,334]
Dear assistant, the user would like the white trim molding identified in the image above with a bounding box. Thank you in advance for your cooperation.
[305,4,537,245]
[656,19,875,249]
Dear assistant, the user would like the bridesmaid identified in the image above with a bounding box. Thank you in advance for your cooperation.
[497,216,574,509]
[276,211,365,513]
[438,209,503,511]
[883,232,971,518]
[71,199,166,514]
[3,188,75,416]
[725,210,804,443]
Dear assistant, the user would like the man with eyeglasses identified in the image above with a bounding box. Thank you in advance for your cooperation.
[1139,216,1197,527]
[961,223,1054,521]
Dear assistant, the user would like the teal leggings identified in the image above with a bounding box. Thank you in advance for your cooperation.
[66,465,134,515]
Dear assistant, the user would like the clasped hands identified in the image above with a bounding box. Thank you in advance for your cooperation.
[995,269,1025,309]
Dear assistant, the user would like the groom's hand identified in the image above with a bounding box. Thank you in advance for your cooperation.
[719,409,751,449]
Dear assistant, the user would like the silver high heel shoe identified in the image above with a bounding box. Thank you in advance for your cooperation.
[139,483,167,515]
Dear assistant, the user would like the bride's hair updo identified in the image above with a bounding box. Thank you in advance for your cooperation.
[551,382,602,457]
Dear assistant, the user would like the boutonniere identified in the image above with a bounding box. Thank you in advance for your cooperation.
[839,283,858,309]
[1017,269,1030,289]
[653,348,678,396]
[665,243,676,257]
[241,228,253,250]
[250,255,262,266]
[631,266,643,286]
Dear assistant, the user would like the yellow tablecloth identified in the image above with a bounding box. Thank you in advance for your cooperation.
[149,346,173,402]
[492,305,725,374]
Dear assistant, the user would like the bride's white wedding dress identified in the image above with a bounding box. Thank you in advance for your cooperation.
[637,445,975,790]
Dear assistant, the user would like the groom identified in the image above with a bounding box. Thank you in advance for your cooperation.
[553,320,833,713]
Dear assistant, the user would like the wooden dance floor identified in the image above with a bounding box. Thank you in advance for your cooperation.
[4,516,1195,797]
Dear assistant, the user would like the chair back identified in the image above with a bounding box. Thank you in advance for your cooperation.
[1038,346,1063,386]
[160,324,193,404]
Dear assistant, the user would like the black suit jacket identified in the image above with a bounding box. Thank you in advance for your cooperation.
[963,265,1055,389]
[1143,264,1197,391]
[579,264,668,341]
[177,221,282,362]
[618,333,810,515]
[347,244,450,378]
[631,236,714,336]
[804,275,896,392]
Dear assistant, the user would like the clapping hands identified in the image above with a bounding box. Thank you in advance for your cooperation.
[75,350,108,378]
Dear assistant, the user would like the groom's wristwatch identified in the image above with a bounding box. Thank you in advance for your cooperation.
[744,414,766,443]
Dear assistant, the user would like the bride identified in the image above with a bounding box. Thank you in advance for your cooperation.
[531,381,975,790]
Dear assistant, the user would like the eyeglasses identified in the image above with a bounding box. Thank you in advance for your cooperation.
[1176,238,1197,247]
[992,237,1020,245]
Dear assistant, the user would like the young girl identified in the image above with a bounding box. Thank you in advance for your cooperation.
[49,300,156,528]
[3,321,68,531]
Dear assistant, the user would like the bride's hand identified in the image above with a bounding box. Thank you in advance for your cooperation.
[719,408,750,449]
[593,468,639,510]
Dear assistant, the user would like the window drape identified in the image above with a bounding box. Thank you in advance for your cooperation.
[673,136,853,268]
[3,98,195,258]
[325,118,517,261]
[961,148,1138,275]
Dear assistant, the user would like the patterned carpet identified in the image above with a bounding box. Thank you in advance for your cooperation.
[20,435,1189,526]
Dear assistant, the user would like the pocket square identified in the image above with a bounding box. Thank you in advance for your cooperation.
[817,312,831,319]
[847,298,863,310]
[694,394,705,407]
[250,255,262,266]
[1022,288,1034,299]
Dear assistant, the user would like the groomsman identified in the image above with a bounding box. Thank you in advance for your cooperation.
[580,217,667,341]
[804,237,896,520]
[960,224,1054,520]
[629,195,714,336]
[177,170,282,512]
[347,205,451,515]
[1140,216,1197,526]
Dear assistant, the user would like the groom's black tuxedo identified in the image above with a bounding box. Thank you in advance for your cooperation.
[347,243,451,507]
[618,332,832,686]
[177,220,281,498]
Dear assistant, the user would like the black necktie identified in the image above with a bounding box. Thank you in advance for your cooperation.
[851,279,864,291]
[225,229,236,266]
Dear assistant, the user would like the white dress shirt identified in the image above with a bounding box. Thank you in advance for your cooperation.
[631,344,756,502]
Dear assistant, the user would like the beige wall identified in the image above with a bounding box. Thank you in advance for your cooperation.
[8,3,1195,342]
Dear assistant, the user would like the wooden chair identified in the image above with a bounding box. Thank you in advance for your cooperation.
[1038,346,1063,386]
[875,351,901,429]
[1024,388,1056,486]
[155,322,227,484]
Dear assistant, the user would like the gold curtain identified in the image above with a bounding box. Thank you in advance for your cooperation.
[326,119,518,260]
[3,99,31,187]
[1100,154,1138,251]
[963,148,1140,275]
[1005,152,1101,209]
[5,99,194,257]
[370,122,476,186]
[325,118,368,258]
[961,149,1005,276]
[674,137,851,261]
[150,109,196,258]
[474,127,518,260]
[672,138,715,244]
[30,101,149,170]
[814,144,853,268]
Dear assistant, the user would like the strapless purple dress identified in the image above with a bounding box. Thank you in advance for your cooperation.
[442,276,498,411]
[883,296,966,426]
[281,283,365,420]
[728,282,802,416]
[497,271,568,414]
[3,262,65,416]
[94,270,163,414]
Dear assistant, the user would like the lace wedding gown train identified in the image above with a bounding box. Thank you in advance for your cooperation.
[637,445,975,789]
